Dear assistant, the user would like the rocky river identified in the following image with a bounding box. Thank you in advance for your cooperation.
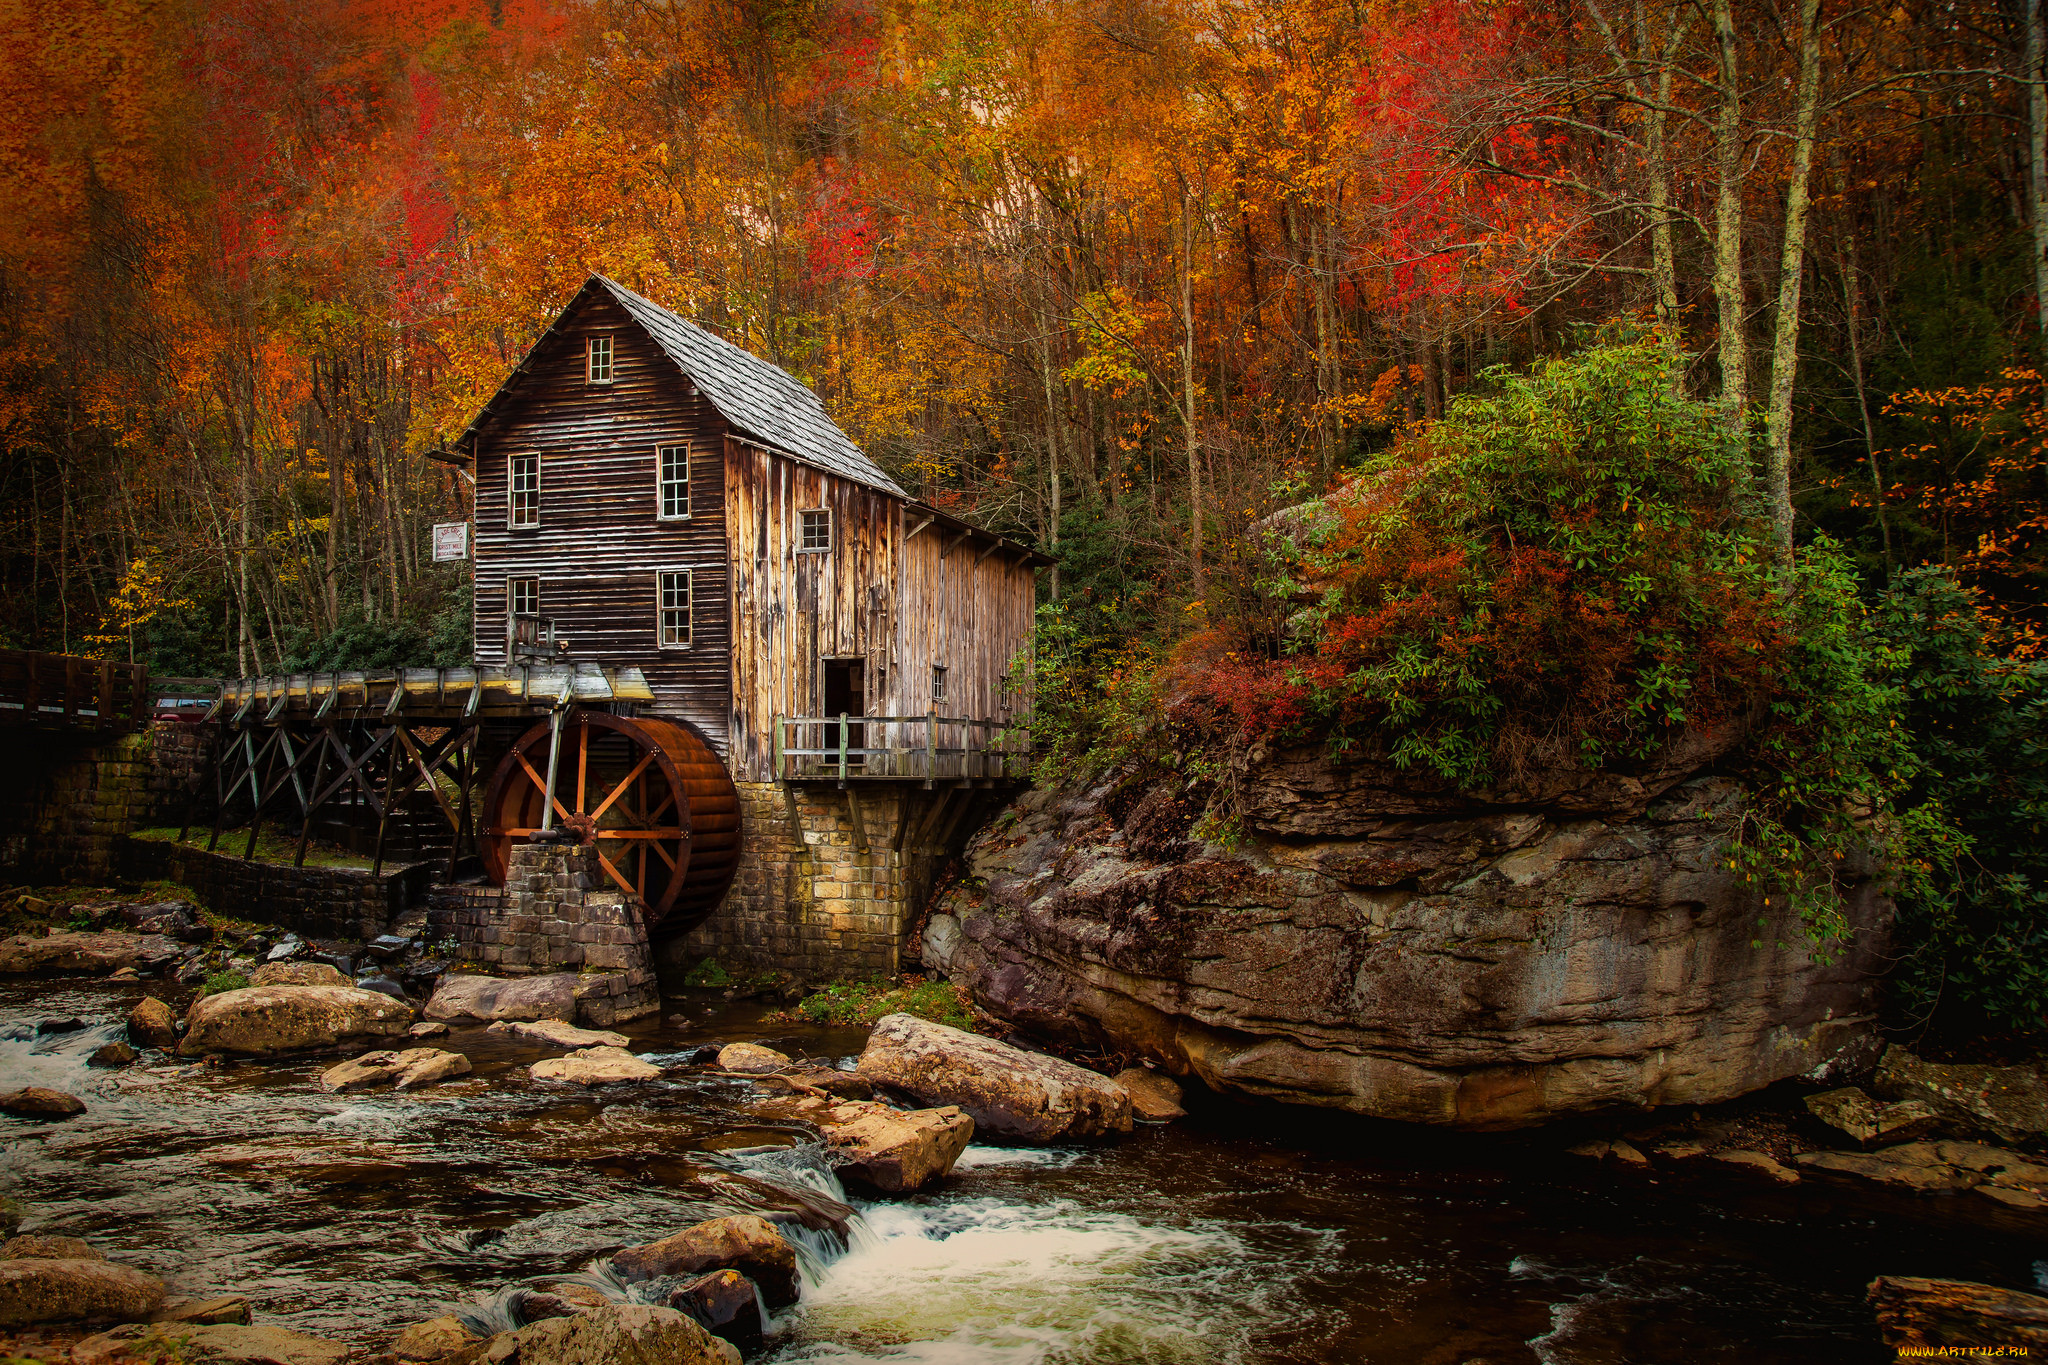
[4,976,2045,1363]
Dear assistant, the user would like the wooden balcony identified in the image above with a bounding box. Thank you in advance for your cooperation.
[773,713,1029,786]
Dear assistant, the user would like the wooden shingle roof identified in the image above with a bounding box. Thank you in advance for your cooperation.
[456,275,907,499]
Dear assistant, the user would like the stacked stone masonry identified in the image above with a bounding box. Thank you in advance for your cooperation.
[1,729,164,883]
[671,782,971,979]
[122,836,424,939]
[427,842,658,1025]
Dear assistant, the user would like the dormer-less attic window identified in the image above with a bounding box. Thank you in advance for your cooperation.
[588,335,614,385]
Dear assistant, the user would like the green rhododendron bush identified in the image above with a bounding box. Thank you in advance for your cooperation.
[1029,336,2047,1036]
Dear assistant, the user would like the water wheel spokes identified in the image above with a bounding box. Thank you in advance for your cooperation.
[481,712,693,920]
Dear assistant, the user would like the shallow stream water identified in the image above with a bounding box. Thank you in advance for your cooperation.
[4,979,2043,1364]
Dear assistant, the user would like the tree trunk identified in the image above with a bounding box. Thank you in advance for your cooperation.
[1711,0,1751,426]
[1183,181,1206,598]
[2028,0,2048,350]
[1762,0,1823,560]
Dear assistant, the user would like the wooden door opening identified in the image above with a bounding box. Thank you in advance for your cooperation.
[823,657,865,767]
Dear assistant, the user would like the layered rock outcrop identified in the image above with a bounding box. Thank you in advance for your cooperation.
[925,744,1893,1129]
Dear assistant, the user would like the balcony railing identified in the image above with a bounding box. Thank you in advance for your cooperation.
[0,650,150,733]
[773,713,1028,784]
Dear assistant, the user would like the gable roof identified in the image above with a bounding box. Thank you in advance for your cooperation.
[455,275,907,499]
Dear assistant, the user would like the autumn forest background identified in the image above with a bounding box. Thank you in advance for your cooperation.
[4,0,2047,1032]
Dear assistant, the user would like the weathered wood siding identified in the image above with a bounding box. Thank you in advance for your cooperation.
[470,293,732,751]
[724,439,902,781]
[724,438,1039,782]
[897,519,1038,744]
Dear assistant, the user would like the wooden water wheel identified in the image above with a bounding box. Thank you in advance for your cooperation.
[479,712,741,931]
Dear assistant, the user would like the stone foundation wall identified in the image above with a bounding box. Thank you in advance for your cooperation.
[1,729,158,883]
[669,782,983,980]
[120,835,426,939]
[427,842,658,1025]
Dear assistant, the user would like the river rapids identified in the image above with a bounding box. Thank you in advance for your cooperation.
[3,979,2042,1363]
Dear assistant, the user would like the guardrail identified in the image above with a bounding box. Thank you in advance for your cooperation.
[0,650,150,733]
[773,713,1026,784]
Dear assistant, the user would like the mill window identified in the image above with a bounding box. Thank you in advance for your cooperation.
[509,452,540,528]
[658,570,693,647]
[587,334,614,385]
[931,664,948,705]
[657,444,691,520]
[799,508,831,553]
[508,576,538,618]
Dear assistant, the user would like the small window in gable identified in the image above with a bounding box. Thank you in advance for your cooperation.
[587,334,614,385]
[657,444,691,520]
[509,452,540,528]
[799,508,831,553]
[658,570,693,647]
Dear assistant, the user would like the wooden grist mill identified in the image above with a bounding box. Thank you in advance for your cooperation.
[198,275,1046,964]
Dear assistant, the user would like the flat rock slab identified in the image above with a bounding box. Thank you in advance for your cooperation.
[856,1014,1132,1142]
[820,1101,974,1193]
[530,1046,660,1085]
[611,1215,799,1307]
[1797,1139,2048,1216]
[249,962,350,988]
[151,1296,253,1326]
[465,1302,738,1365]
[0,1257,165,1327]
[717,1043,791,1074]
[425,974,579,1024]
[1874,1047,2048,1146]
[1806,1086,1946,1147]
[1,1087,86,1119]
[1868,1275,2048,1353]
[0,933,180,975]
[320,1047,473,1093]
[489,1019,629,1049]
[72,1322,353,1365]
[179,985,415,1058]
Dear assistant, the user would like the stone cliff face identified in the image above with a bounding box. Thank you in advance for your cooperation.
[924,745,1894,1129]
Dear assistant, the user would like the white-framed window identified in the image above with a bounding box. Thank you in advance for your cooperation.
[509,451,540,528]
[587,334,614,384]
[799,508,831,553]
[508,576,538,617]
[657,444,691,520]
[931,664,948,704]
[657,569,693,647]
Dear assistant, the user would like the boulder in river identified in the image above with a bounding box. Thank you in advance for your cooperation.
[1872,1047,2048,1146]
[716,1042,791,1073]
[249,961,350,989]
[392,1314,484,1362]
[1,1086,87,1119]
[151,1296,253,1326]
[178,984,414,1057]
[529,1046,660,1085]
[855,1014,1132,1142]
[1,1235,100,1259]
[926,760,1896,1129]
[462,1302,738,1365]
[820,1101,974,1193]
[71,1322,353,1365]
[1797,1139,2048,1220]
[0,932,181,976]
[669,1269,762,1350]
[319,1047,473,1093]
[127,997,177,1050]
[490,1018,629,1049]
[1804,1086,1945,1147]
[426,972,579,1023]
[1114,1068,1187,1121]
[0,1256,165,1327]
[1868,1275,2048,1355]
[612,1214,800,1307]
[89,1041,139,1069]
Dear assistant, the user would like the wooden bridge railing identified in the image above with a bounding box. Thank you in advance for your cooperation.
[0,650,150,733]
[773,713,1028,785]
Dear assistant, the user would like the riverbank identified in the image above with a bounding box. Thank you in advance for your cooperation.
[2,969,2044,1364]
